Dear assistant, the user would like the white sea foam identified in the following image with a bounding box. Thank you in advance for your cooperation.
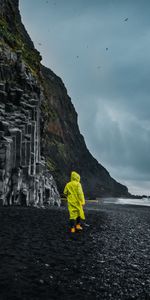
[117,198,150,206]
[103,197,150,207]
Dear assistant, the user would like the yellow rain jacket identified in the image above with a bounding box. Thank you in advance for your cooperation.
[63,171,85,220]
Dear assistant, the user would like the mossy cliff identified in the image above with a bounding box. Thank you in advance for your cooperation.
[0,0,130,198]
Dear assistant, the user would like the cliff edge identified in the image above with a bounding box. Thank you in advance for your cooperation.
[0,0,130,198]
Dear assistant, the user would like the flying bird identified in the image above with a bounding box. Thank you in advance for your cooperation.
[124,18,128,22]
[106,48,108,51]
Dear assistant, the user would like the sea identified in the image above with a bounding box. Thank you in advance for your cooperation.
[100,197,150,207]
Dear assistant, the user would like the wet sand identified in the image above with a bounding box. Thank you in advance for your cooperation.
[0,203,150,300]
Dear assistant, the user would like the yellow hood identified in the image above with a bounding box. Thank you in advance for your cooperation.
[71,171,80,182]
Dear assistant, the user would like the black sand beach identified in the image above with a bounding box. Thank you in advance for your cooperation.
[0,203,150,300]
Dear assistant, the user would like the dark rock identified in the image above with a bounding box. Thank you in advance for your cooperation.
[0,82,5,91]
[0,48,60,207]
[41,65,129,198]
[5,103,15,112]
[0,0,130,202]
[0,90,7,102]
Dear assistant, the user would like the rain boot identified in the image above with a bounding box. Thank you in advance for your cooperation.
[76,217,83,230]
[70,219,76,233]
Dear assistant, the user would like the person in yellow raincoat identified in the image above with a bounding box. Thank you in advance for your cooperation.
[63,171,85,233]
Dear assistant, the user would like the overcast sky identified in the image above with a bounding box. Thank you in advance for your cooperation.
[20,0,150,195]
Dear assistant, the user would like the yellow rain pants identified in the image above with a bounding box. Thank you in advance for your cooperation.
[63,171,85,220]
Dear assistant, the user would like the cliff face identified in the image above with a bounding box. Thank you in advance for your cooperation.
[0,0,129,199]
[40,66,129,198]
[0,0,60,206]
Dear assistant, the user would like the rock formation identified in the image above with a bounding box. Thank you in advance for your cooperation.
[0,43,60,206]
[40,66,129,198]
[0,0,130,202]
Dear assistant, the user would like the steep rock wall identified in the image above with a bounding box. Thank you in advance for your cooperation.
[0,0,130,199]
[0,44,60,206]
[41,66,129,198]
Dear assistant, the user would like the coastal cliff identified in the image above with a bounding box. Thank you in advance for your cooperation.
[0,0,60,206]
[0,0,129,200]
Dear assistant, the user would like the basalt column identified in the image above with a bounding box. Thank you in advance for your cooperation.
[0,45,60,206]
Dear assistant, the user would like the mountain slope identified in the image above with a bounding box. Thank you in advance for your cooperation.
[40,65,129,198]
[0,0,129,198]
